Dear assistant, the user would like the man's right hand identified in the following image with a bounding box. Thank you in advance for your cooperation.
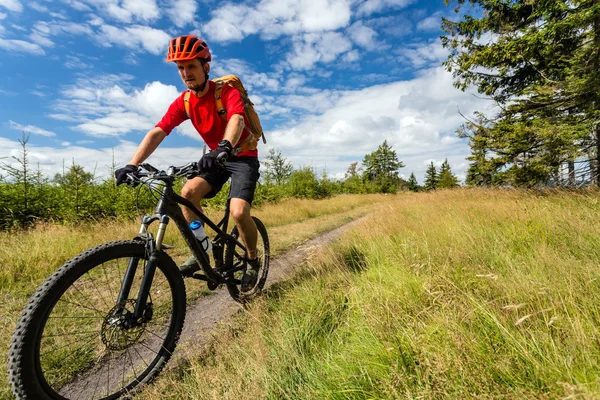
[115,164,139,185]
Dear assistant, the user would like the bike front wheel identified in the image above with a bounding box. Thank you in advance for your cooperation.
[224,216,270,302]
[8,240,186,400]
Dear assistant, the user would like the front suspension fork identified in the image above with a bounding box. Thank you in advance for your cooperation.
[115,214,170,322]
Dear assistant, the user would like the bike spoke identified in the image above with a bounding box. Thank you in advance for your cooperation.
[83,270,112,311]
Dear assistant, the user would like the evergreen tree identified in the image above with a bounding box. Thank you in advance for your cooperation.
[423,162,438,191]
[263,148,293,186]
[407,173,420,192]
[362,140,405,193]
[438,159,460,188]
[442,0,600,186]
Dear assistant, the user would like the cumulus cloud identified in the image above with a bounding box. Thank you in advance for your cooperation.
[0,0,22,12]
[164,0,197,28]
[8,120,56,137]
[48,74,202,139]
[346,20,381,48]
[285,31,353,70]
[262,66,487,181]
[97,25,170,55]
[203,0,353,43]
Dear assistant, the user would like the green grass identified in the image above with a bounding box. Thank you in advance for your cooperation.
[0,193,389,400]
[138,188,600,399]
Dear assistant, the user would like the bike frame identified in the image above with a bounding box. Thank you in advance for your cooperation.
[115,176,247,323]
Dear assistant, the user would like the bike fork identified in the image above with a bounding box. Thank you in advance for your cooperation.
[115,215,170,322]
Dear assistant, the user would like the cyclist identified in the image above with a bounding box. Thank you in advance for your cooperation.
[115,35,261,292]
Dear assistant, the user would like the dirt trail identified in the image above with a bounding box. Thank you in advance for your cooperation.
[175,216,365,358]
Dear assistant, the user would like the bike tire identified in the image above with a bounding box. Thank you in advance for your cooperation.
[8,240,186,400]
[224,216,270,302]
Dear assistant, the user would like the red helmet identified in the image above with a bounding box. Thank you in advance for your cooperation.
[166,35,211,63]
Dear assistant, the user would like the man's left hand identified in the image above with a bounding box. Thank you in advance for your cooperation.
[199,140,233,171]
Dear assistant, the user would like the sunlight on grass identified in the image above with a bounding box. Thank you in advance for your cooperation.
[138,188,600,399]
[0,194,388,400]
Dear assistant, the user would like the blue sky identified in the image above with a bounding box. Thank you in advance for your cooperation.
[0,0,490,183]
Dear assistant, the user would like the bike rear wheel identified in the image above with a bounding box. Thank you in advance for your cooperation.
[224,216,270,302]
[8,240,186,400]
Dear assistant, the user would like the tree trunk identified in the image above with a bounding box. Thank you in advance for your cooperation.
[568,160,575,186]
[596,124,600,187]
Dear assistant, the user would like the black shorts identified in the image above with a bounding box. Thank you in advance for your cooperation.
[195,156,260,205]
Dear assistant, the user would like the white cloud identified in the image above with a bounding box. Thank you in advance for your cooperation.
[262,66,488,181]
[0,0,22,12]
[285,31,353,70]
[355,0,414,16]
[417,12,443,32]
[0,12,6,19]
[8,121,56,137]
[49,75,199,139]
[346,21,380,48]
[30,2,49,12]
[164,0,197,28]
[0,39,44,55]
[60,0,93,12]
[98,25,170,55]
[203,0,353,43]
[30,32,55,47]
[64,0,159,23]
[397,39,449,69]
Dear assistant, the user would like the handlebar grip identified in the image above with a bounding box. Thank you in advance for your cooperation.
[216,152,228,166]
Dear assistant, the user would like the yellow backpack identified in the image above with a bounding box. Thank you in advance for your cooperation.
[184,75,266,153]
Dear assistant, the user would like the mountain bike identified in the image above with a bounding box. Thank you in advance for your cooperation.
[8,162,270,400]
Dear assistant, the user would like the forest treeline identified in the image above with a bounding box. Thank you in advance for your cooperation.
[0,137,459,230]
[442,0,600,187]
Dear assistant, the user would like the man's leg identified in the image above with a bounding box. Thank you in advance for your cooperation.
[230,198,257,258]
[179,177,213,274]
[181,176,213,223]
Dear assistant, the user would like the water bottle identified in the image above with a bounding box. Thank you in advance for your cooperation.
[190,220,212,253]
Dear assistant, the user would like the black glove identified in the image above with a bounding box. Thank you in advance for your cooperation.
[199,140,233,172]
[115,164,138,185]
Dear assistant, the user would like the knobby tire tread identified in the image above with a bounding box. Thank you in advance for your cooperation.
[8,240,186,400]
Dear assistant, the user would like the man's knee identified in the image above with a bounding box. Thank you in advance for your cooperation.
[181,177,211,201]
[230,199,251,222]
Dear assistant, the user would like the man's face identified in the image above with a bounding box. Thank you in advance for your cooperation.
[176,59,207,91]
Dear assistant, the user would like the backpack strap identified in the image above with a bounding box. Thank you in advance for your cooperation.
[184,90,191,118]
[184,90,207,154]
[214,80,227,122]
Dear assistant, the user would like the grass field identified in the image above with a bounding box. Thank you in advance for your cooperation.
[135,188,600,399]
[0,193,389,400]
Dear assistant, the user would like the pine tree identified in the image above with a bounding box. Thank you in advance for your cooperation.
[362,140,405,193]
[423,162,438,191]
[407,173,420,192]
[438,159,460,188]
[442,0,600,186]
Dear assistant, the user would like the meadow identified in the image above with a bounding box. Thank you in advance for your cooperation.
[138,189,600,399]
[2,189,600,399]
[0,193,389,400]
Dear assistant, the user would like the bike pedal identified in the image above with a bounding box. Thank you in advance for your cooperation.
[190,273,208,281]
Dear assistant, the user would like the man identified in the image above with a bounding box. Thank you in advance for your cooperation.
[115,35,261,292]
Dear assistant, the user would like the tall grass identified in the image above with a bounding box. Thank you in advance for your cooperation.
[139,188,600,399]
[0,194,388,400]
